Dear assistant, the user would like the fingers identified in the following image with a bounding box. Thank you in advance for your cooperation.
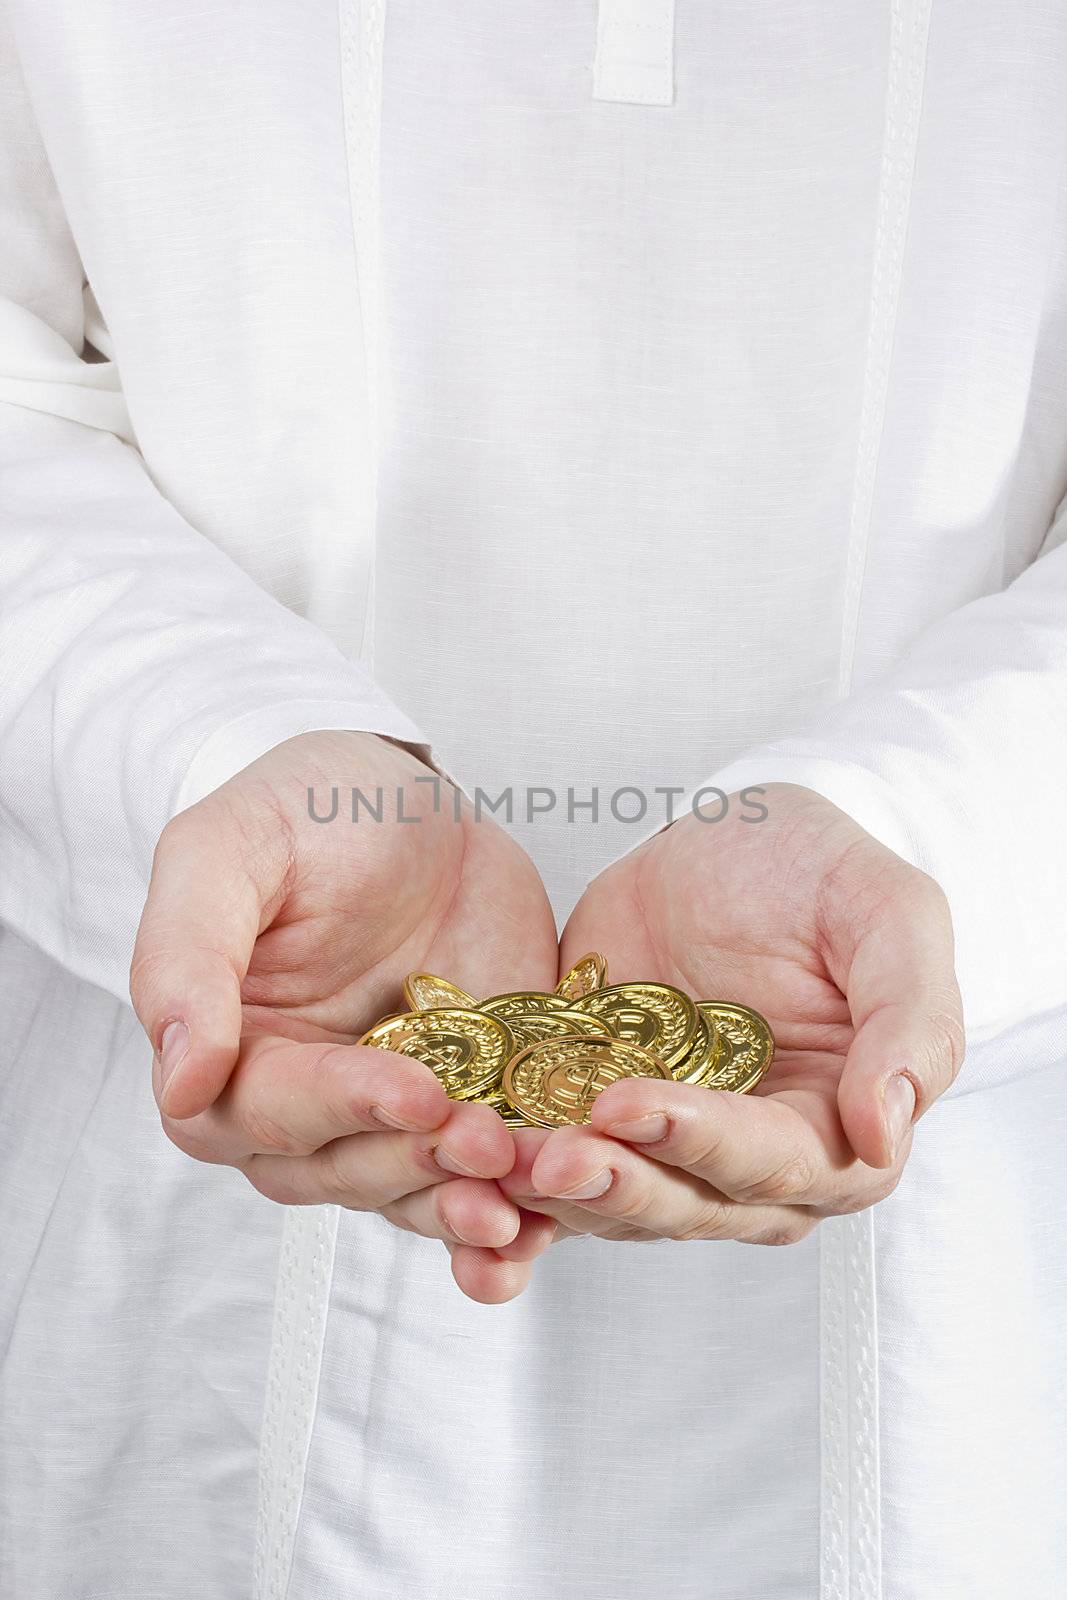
[834,871,965,1167]
[131,801,288,1119]
[238,1096,515,1208]
[488,1209,562,1262]
[442,1202,563,1304]
[500,1124,678,1240]
[587,1077,855,1207]
[447,1245,538,1304]
[516,1125,816,1245]
[164,1038,452,1164]
[388,1201,557,1257]
[384,1178,522,1250]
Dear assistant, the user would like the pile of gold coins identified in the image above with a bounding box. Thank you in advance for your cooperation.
[358,953,774,1129]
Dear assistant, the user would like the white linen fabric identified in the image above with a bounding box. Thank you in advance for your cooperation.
[1,2,1066,1596]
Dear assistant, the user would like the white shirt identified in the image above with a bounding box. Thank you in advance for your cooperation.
[2,3,1066,1596]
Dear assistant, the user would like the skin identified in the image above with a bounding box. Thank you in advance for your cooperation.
[134,751,964,1297]
[130,730,560,1304]
[496,784,965,1249]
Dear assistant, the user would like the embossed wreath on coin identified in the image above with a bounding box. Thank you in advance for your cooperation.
[481,991,573,1019]
[571,983,699,1067]
[503,1009,614,1048]
[403,972,477,1012]
[360,1008,512,1100]
[695,1003,774,1094]
[555,953,608,1002]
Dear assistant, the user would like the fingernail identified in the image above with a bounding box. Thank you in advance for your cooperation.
[884,1074,916,1157]
[605,1113,669,1144]
[371,1104,427,1132]
[158,1020,189,1097]
[434,1146,480,1176]
[549,1169,613,1201]
[452,1214,519,1250]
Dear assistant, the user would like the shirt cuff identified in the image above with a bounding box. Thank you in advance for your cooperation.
[173,698,436,815]
[687,754,923,871]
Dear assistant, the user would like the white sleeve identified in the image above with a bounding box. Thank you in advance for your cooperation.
[693,520,1067,1088]
[0,28,427,1005]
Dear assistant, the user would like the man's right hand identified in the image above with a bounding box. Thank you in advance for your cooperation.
[130,730,560,1302]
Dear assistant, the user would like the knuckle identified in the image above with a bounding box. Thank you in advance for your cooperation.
[682,1124,731,1173]
[737,1151,818,1205]
[314,1138,382,1209]
[673,1202,733,1242]
[926,1008,966,1088]
[313,1050,378,1133]
[241,1102,310,1158]
[241,1160,303,1207]
[128,945,172,1017]
[315,1138,362,1204]
[610,1179,656,1228]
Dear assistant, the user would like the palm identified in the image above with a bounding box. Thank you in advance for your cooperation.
[222,732,558,1043]
[559,792,865,1168]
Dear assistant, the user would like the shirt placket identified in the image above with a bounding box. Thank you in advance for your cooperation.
[593,0,675,106]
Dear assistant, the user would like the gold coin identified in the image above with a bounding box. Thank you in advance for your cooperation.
[481,991,572,1020]
[503,1009,615,1049]
[555,952,608,1002]
[403,972,477,1011]
[482,1094,536,1127]
[503,1035,670,1129]
[670,1013,726,1084]
[359,1008,512,1101]
[570,982,699,1067]
[694,1003,774,1094]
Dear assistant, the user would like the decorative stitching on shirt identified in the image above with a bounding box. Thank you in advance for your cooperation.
[825,5,931,1598]
[838,0,931,700]
[253,3,389,1595]
[253,1206,339,1599]
[820,1212,883,1600]
[593,0,675,107]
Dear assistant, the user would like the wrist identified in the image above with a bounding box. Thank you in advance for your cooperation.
[172,701,433,818]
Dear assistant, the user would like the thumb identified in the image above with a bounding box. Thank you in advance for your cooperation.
[130,797,284,1119]
[834,870,965,1168]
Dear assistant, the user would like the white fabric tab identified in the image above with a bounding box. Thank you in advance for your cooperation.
[820,1211,882,1600]
[593,0,675,107]
[253,1206,339,1599]
[823,5,932,1596]
[837,0,932,699]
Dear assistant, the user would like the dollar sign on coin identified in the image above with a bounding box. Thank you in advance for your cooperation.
[503,1035,670,1128]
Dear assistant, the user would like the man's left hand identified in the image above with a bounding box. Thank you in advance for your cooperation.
[499,783,965,1245]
